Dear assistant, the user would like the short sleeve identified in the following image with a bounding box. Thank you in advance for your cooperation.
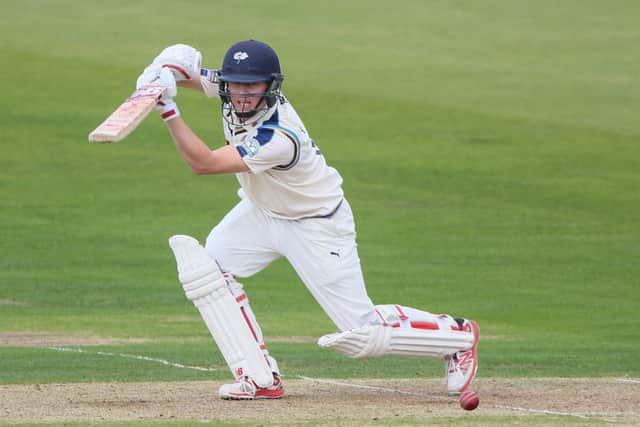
[236,127,297,174]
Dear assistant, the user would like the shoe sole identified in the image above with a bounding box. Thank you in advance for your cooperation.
[220,391,285,400]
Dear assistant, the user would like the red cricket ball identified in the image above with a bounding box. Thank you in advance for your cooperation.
[459,390,479,411]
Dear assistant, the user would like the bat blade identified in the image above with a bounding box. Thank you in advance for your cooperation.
[88,85,167,143]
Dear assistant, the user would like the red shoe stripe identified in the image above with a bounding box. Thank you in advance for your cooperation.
[459,320,480,392]
[255,388,285,399]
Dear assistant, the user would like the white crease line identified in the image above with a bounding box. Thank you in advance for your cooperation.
[492,404,623,424]
[47,346,217,372]
[295,375,448,401]
[617,378,640,384]
[297,375,628,425]
[42,349,633,424]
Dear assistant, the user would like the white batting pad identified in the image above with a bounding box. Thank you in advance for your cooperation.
[318,324,474,359]
[168,235,274,387]
[317,325,390,358]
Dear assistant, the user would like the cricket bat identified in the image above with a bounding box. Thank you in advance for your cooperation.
[88,84,167,143]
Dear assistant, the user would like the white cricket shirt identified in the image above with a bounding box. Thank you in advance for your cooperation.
[224,97,344,219]
[200,73,344,219]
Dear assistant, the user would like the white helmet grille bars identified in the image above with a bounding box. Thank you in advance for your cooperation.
[168,235,274,387]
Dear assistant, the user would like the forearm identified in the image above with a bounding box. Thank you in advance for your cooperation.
[177,74,204,92]
[178,69,218,97]
[165,118,248,175]
[166,117,210,173]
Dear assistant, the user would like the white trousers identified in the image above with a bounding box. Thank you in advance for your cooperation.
[205,197,380,331]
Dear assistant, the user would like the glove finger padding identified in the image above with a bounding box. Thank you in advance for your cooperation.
[152,44,202,81]
[136,63,163,90]
[157,67,177,99]
[153,67,179,120]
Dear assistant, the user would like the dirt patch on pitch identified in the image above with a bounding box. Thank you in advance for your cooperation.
[0,332,149,347]
[1,378,638,425]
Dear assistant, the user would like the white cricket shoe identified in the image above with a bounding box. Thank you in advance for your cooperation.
[219,374,285,400]
[445,319,479,395]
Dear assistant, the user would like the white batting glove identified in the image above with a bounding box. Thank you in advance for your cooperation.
[154,67,180,122]
[157,100,180,122]
[135,65,179,120]
[151,44,202,82]
[136,63,163,89]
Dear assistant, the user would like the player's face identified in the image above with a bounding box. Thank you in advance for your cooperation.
[227,82,269,115]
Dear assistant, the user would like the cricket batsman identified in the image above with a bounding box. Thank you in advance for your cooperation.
[136,40,480,400]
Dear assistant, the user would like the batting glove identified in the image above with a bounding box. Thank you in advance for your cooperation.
[136,63,161,89]
[151,44,202,82]
[157,100,180,122]
[154,67,180,122]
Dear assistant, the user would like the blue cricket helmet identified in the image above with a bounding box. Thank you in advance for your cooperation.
[217,40,284,124]
[218,39,283,83]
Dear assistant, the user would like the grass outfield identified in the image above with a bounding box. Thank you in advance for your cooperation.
[1,0,639,425]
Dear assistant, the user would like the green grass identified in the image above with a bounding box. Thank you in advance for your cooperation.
[1,337,636,385]
[0,0,639,425]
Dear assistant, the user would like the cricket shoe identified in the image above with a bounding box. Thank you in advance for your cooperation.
[445,319,479,395]
[219,374,284,400]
